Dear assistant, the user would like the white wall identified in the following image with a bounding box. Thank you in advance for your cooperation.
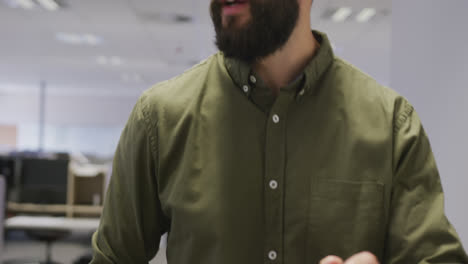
[0,89,137,155]
[391,0,468,248]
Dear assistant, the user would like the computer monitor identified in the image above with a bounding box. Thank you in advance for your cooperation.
[19,157,69,205]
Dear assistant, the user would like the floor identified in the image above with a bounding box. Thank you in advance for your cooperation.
[1,231,167,264]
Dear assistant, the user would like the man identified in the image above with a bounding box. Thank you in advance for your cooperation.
[91,0,468,263]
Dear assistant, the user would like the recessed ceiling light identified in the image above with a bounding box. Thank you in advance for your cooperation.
[96,56,108,65]
[36,0,59,11]
[96,56,124,66]
[356,8,377,23]
[56,32,82,45]
[13,0,35,9]
[122,73,143,83]
[332,7,352,22]
[138,12,193,24]
[56,32,102,46]
[82,34,102,46]
[109,56,123,66]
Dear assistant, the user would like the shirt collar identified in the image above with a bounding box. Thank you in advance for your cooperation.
[223,30,334,110]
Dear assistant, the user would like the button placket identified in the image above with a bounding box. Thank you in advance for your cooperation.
[263,91,295,264]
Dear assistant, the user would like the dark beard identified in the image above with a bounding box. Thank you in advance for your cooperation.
[210,0,299,63]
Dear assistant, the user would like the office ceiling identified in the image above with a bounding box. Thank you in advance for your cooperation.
[0,0,391,97]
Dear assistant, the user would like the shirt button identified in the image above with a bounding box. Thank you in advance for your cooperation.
[269,180,278,190]
[272,114,280,123]
[268,250,277,260]
[242,85,249,93]
[249,75,257,84]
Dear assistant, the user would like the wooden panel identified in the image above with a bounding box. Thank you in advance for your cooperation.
[73,205,103,214]
[74,173,105,205]
[7,202,67,214]
[7,202,102,217]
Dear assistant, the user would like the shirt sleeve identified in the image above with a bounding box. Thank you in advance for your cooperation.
[384,99,468,263]
[91,94,168,263]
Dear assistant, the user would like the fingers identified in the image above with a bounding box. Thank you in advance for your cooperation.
[344,251,379,264]
[319,255,344,264]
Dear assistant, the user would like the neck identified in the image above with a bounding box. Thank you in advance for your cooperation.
[253,21,319,96]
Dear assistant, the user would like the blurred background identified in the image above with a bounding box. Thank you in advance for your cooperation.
[0,0,466,263]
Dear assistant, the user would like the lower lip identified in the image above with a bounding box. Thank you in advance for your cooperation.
[222,3,249,16]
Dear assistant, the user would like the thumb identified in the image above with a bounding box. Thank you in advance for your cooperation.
[319,255,344,264]
[344,251,379,264]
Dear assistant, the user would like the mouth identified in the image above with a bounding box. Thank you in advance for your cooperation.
[222,0,248,6]
[220,0,249,15]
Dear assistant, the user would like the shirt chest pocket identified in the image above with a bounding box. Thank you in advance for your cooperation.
[306,179,385,263]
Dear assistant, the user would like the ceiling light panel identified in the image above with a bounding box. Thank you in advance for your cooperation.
[14,0,35,9]
[332,7,352,22]
[356,8,377,23]
[56,32,82,45]
[122,73,143,83]
[5,0,61,10]
[56,33,103,46]
[96,56,124,66]
[36,0,59,11]
[109,56,123,66]
[96,56,108,65]
[82,34,101,46]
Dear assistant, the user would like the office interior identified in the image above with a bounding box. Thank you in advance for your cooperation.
[0,0,467,263]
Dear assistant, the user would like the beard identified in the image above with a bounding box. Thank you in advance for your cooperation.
[210,0,300,63]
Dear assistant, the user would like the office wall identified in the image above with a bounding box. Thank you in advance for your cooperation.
[0,92,137,126]
[329,21,391,86]
[0,91,137,154]
[391,0,468,247]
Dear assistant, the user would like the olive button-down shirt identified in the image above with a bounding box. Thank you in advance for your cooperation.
[91,31,468,264]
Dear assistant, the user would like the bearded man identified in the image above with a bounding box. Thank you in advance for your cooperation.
[91,0,468,263]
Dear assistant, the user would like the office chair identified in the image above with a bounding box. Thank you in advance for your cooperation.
[3,156,70,264]
[0,174,5,262]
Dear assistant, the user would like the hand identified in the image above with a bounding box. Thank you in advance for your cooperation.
[319,251,379,264]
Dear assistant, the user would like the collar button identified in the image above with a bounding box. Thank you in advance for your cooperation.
[249,75,257,84]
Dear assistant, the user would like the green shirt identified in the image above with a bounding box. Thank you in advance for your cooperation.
[91,31,468,264]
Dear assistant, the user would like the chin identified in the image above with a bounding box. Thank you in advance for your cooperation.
[222,15,251,29]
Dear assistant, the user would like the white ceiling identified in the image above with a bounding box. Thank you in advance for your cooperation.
[0,0,391,125]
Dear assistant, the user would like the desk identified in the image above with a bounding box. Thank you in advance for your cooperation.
[5,216,100,232]
[7,203,103,217]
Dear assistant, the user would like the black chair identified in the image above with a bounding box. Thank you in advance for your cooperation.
[0,155,16,200]
[1,174,6,260]
[3,230,69,264]
[4,156,71,264]
[73,253,93,264]
[26,230,69,264]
